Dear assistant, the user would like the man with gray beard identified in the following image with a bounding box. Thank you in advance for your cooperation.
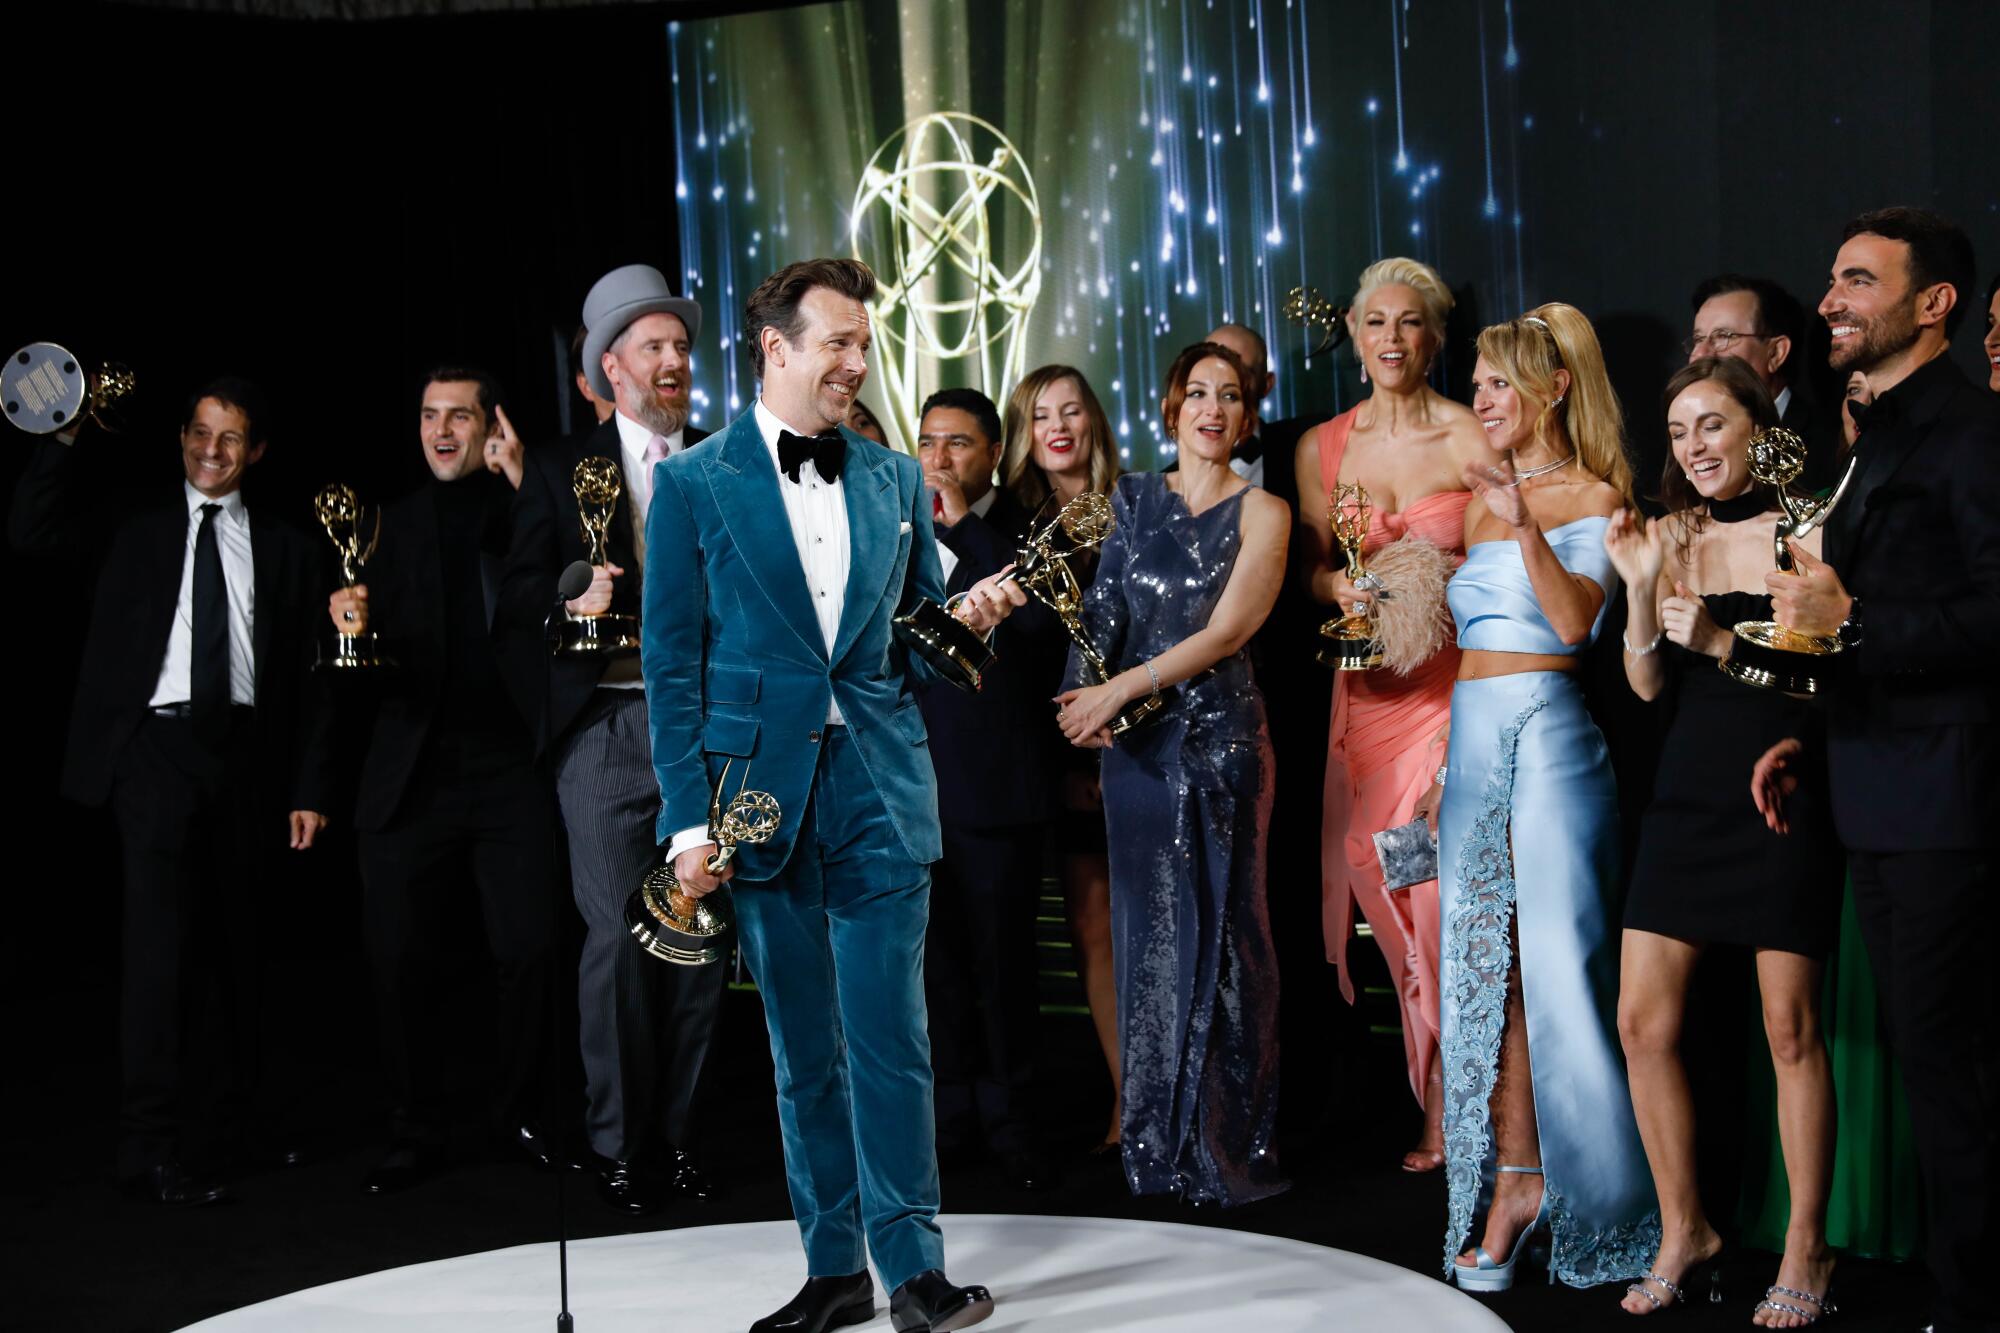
[500,263,719,1215]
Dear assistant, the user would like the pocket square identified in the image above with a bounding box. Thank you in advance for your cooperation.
[899,520,912,534]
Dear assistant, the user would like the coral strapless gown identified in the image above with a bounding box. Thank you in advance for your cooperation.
[1315,408,1471,1105]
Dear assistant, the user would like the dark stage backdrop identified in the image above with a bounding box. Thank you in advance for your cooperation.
[2,0,1996,1005]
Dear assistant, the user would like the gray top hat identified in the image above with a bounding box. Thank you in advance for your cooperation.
[581,264,703,402]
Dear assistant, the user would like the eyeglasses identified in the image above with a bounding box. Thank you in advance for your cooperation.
[1684,329,1771,357]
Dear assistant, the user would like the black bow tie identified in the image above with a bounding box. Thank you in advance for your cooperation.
[777,429,847,484]
[1232,433,1264,465]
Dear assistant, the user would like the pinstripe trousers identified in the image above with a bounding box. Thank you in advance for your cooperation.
[555,689,724,1162]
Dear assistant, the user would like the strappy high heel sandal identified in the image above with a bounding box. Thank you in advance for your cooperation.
[1452,1165,1548,1294]
[1624,1254,1725,1314]
[1755,1284,1835,1325]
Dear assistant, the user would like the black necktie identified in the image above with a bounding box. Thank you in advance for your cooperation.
[777,429,847,484]
[191,502,230,743]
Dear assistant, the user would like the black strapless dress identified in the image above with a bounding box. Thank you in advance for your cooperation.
[1622,589,1842,957]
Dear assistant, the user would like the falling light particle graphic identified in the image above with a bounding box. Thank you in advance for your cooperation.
[1366,99,1379,115]
[1265,226,1283,245]
[676,181,688,199]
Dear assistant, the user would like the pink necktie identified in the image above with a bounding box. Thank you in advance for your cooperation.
[645,434,671,465]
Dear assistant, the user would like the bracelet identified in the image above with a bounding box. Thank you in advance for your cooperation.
[1144,660,1161,699]
[1623,630,1664,656]
[1433,764,1448,788]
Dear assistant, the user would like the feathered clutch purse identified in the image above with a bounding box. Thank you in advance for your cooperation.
[1360,536,1454,675]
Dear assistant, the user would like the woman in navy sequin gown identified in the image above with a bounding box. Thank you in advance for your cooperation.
[1056,342,1292,1206]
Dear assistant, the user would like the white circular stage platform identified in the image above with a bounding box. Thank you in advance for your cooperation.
[181,1213,1507,1331]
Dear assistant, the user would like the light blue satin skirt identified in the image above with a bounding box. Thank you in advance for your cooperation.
[1437,671,1659,1286]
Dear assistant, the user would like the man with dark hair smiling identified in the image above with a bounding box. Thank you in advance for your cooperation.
[914,386,1057,1194]
[1753,206,2000,1332]
[644,257,1023,1333]
[328,367,556,1195]
[10,377,332,1206]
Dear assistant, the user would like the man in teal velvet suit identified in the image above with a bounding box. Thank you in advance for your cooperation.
[642,258,1023,1333]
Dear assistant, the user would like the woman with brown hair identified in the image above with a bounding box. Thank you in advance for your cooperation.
[1436,304,1659,1293]
[1000,365,1123,1154]
[1607,357,1840,1323]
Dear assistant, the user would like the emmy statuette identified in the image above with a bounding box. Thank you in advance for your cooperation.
[314,484,396,671]
[557,456,641,656]
[1319,482,1386,670]
[2,343,134,436]
[626,762,781,966]
[1720,426,1860,696]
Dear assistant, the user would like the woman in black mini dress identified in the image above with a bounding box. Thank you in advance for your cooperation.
[1603,358,1841,1325]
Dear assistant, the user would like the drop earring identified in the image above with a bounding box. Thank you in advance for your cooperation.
[1359,363,1369,385]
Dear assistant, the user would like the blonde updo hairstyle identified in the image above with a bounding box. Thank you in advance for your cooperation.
[1347,256,1455,362]
[1474,301,1637,509]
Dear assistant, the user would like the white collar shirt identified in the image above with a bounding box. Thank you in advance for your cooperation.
[1774,385,1793,421]
[148,483,256,708]
[614,409,684,556]
[933,484,997,586]
[663,401,853,863]
[1228,434,1266,489]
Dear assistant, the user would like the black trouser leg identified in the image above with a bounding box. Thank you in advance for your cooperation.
[358,818,463,1147]
[1850,849,2000,1333]
[928,822,1044,1156]
[469,764,557,1130]
[110,715,258,1178]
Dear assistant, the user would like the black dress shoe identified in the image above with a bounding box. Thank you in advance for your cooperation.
[506,1121,586,1172]
[889,1270,993,1333]
[749,1272,874,1333]
[122,1162,229,1207]
[362,1142,446,1195]
[667,1145,720,1200]
[595,1157,664,1215]
[1003,1150,1058,1193]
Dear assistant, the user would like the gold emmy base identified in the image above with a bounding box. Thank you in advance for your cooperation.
[316,632,396,671]
[893,599,994,692]
[558,612,640,656]
[1106,691,1167,735]
[1721,619,1842,696]
[1317,614,1383,671]
[626,863,735,966]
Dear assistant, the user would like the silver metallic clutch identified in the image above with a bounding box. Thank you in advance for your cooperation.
[1372,818,1439,892]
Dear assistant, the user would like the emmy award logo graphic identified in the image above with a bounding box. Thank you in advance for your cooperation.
[849,112,1042,450]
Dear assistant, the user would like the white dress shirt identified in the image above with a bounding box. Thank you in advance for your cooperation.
[933,484,997,586]
[148,483,256,708]
[1229,435,1266,489]
[603,412,685,691]
[666,400,853,863]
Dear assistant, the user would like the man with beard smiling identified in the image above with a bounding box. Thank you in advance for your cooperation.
[502,264,718,1215]
[644,258,1023,1333]
[329,367,556,1195]
[1751,207,2000,1332]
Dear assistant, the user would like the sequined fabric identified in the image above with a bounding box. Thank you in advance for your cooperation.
[1067,471,1288,1207]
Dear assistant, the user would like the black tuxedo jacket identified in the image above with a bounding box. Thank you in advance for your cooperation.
[918,490,1062,830]
[1778,386,1847,495]
[340,474,529,832]
[9,439,333,812]
[1819,355,2000,851]
[499,417,708,755]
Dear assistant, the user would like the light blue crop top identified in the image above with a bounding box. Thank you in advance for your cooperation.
[1447,515,1615,655]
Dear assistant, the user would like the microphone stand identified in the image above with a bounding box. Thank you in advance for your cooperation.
[545,567,591,1333]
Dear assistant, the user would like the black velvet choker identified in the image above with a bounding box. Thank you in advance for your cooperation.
[1705,487,1771,524]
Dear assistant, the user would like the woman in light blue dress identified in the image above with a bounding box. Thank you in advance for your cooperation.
[1434,304,1661,1292]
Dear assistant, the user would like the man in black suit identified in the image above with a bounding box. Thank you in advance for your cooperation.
[1754,208,2000,1333]
[500,264,718,1215]
[328,367,558,1194]
[913,387,1058,1192]
[10,378,332,1205]
[1687,273,1843,490]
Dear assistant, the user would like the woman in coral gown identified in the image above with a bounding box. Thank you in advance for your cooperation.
[1296,257,1484,1171]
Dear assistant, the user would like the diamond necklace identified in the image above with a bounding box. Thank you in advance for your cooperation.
[1512,451,1574,482]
